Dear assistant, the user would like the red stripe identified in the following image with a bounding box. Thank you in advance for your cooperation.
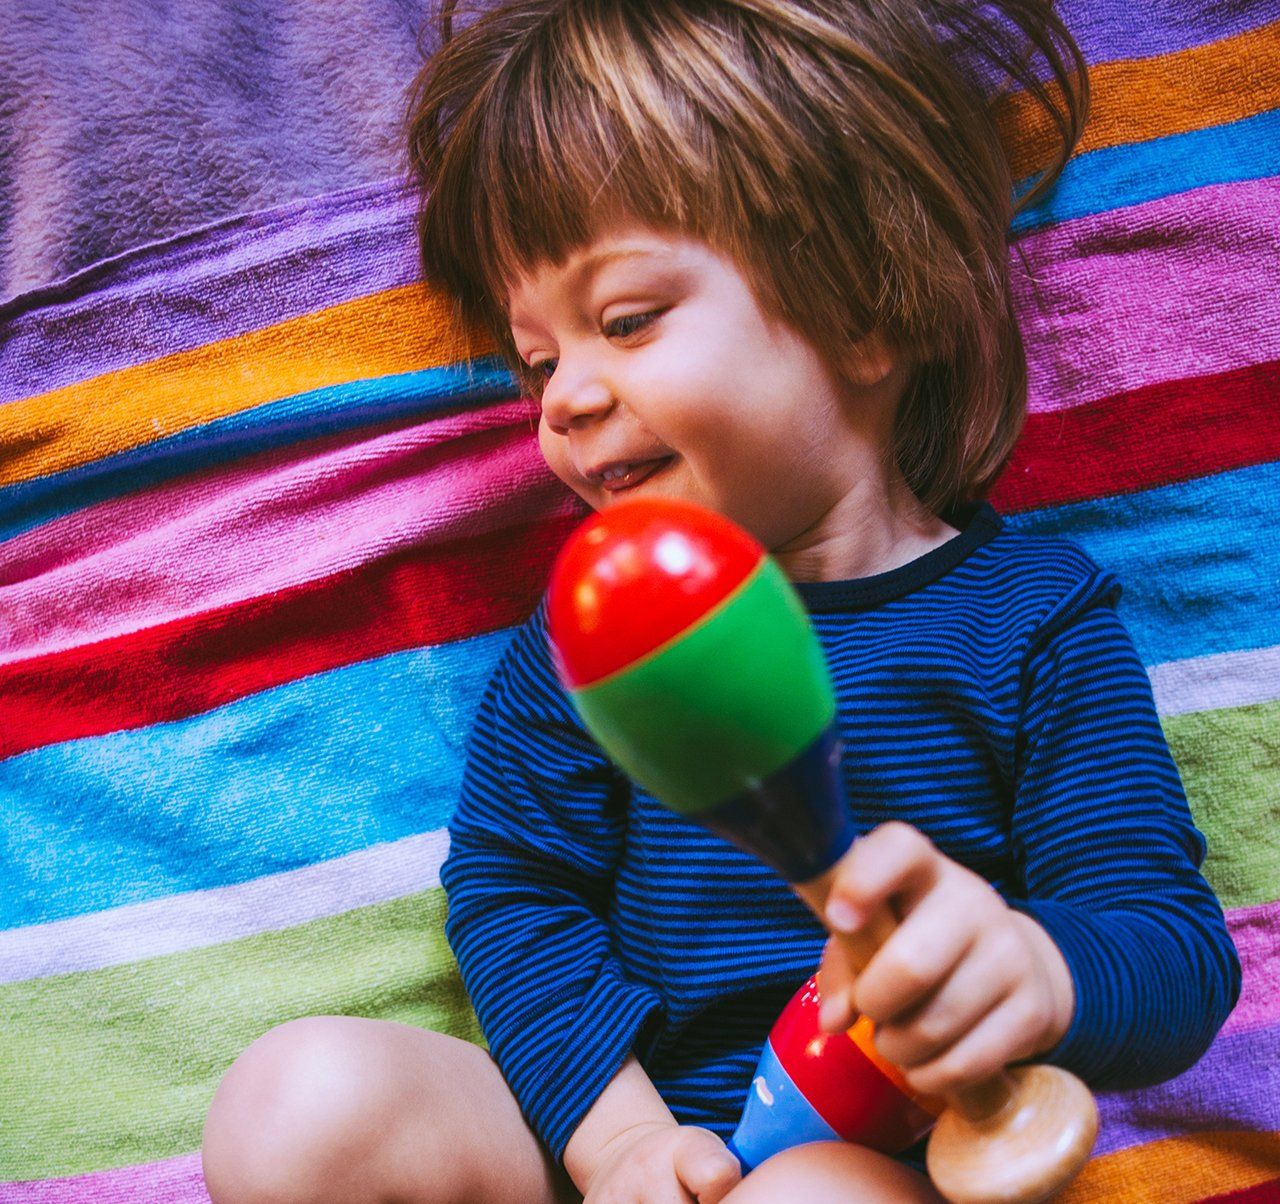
[0,513,578,760]
[991,360,1280,513]
[1201,1177,1280,1203]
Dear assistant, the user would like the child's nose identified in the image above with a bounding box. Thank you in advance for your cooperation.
[540,362,615,435]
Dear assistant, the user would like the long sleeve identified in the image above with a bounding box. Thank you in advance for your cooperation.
[441,606,664,1158]
[1009,575,1241,1088]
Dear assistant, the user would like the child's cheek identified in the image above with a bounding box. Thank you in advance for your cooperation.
[536,420,571,482]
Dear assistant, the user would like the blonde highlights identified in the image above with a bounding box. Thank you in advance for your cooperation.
[407,0,1086,512]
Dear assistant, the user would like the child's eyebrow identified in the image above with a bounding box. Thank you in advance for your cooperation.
[509,245,680,334]
[568,245,677,292]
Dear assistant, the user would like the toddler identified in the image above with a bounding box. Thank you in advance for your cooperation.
[202,1,1241,1201]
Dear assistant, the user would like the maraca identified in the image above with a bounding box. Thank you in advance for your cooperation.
[729,973,942,1170]
[547,497,1098,1204]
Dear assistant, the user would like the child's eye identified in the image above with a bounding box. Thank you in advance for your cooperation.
[604,310,662,340]
[530,358,558,381]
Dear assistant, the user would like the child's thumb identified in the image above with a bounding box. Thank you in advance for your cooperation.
[674,1130,742,1202]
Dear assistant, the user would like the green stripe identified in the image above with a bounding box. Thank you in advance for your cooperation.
[0,888,480,1181]
[1166,696,1280,910]
[574,558,834,814]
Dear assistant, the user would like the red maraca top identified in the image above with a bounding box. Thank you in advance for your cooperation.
[548,498,762,689]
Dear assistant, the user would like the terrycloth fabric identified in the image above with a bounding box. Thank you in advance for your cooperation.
[1,2,1278,1202]
[985,3,1280,1197]
[0,0,435,299]
[0,179,582,1200]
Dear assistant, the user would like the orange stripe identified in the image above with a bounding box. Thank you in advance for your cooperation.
[997,21,1280,180]
[1059,1131,1280,1204]
[846,1016,944,1116]
[0,284,494,487]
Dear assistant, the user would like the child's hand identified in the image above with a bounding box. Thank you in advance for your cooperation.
[580,1120,741,1203]
[815,822,1075,1098]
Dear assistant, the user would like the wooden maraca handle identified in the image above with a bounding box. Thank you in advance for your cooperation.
[793,867,1097,1204]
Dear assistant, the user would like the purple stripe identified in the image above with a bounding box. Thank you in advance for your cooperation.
[1061,0,1275,65]
[4,6,1272,408]
[1093,1023,1280,1158]
[0,179,419,405]
[0,1154,207,1203]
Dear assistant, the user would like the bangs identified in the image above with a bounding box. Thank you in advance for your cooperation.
[413,0,895,331]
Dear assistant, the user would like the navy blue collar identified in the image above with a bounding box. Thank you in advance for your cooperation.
[792,503,1002,612]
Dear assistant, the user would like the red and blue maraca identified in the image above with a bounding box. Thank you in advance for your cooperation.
[733,973,942,1168]
[547,498,1097,1204]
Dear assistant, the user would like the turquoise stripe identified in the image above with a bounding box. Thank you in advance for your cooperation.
[1005,458,1279,667]
[1013,109,1280,233]
[0,358,518,542]
[0,626,514,930]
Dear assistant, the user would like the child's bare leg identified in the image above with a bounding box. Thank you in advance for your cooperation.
[727,1140,943,1203]
[202,1016,577,1204]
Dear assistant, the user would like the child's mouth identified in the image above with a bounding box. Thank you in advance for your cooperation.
[597,457,674,493]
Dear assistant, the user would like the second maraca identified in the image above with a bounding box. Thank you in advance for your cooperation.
[547,497,1097,1204]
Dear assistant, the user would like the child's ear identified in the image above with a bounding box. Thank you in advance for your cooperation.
[843,331,899,388]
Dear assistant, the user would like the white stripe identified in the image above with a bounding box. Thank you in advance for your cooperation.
[1151,645,1280,718]
[0,829,448,984]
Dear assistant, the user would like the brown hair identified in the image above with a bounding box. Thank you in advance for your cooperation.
[407,0,1087,513]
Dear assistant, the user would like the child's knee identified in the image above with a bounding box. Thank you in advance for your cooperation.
[728,1142,942,1204]
[202,1016,405,1203]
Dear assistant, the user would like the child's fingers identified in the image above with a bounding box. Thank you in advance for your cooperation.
[824,822,941,935]
[900,988,1057,1098]
[815,823,949,1032]
[672,1129,741,1204]
[870,933,1018,1068]
[850,883,980,1024]
[816,933,861,1031]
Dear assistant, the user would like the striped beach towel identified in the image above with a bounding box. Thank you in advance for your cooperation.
[987,0,1280,1196]
[1,0,1277,1200]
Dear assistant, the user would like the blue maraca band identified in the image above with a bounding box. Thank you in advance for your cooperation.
[700,725,856,883]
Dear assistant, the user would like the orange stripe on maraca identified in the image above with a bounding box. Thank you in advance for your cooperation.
[848,1016,946,1118]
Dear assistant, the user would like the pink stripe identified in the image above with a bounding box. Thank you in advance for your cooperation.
[0,399,570,664]
[1223,897,1280,1039]
[1013,175,1280,413]
[0,1153,208,1204]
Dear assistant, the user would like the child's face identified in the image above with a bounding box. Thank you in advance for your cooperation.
[508,223,897,553]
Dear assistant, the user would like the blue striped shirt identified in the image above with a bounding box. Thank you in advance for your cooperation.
[443,504,1241,1158]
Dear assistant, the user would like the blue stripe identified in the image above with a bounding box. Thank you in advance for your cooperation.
[1013,109,1280,233]
[1005,458,1280,666]
[728,1038,840,1172]
[0,626,514,930]
[0,358,519,541]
